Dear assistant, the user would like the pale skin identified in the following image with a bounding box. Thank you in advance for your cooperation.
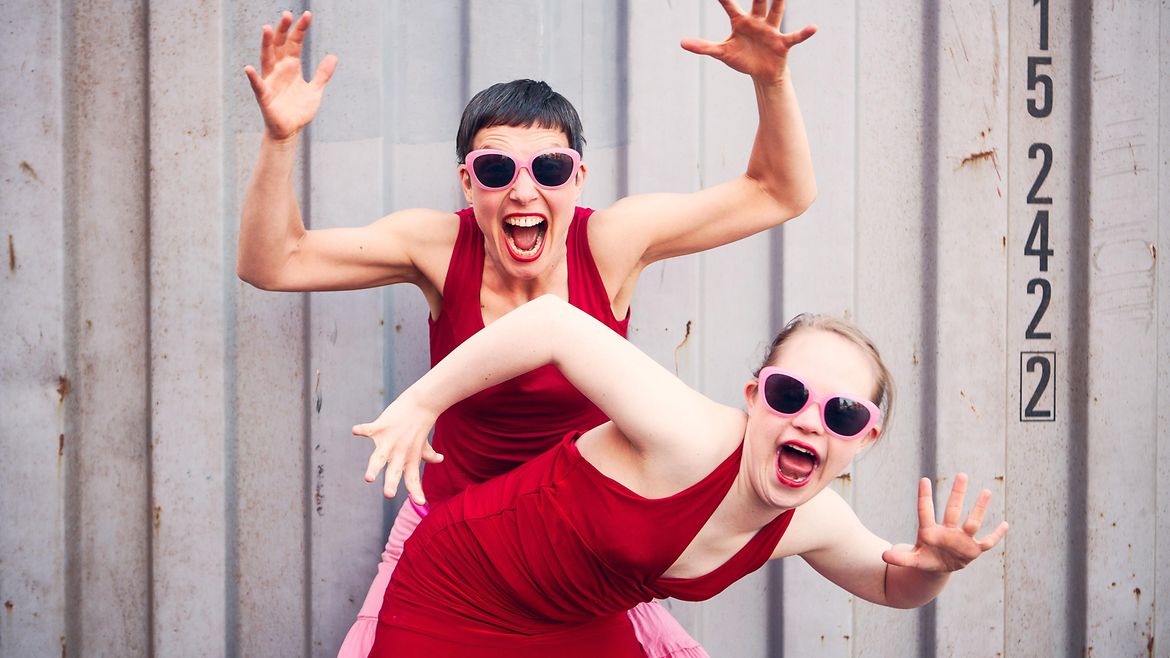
[239,0,818,501]
[353,295,1010,609]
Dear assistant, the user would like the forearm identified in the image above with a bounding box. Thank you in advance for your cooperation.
[237,133,307,288]
[744,70,816,215]
[403,296,602,417]
[402,294,682,441]
[881,548,951,609]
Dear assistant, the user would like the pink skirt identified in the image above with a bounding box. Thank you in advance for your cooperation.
[337,502,708,658]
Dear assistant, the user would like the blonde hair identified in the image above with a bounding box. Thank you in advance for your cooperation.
[754,314,896,433]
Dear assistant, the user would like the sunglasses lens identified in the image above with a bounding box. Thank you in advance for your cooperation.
[472,154,516,188]
[763,373,808,414]
[824,398,872,437]
[531,152,576,187]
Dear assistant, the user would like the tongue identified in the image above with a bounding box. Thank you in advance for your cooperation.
[778,448,815,482]
[511,225,541,252]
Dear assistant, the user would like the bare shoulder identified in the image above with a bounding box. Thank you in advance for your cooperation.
[582,201,659,306]
[370,206,457,260]
[371,207,460,246]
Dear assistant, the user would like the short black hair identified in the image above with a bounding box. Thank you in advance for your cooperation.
[456,79,585,162]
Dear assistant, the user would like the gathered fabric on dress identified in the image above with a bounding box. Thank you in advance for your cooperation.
[372,433,795,657]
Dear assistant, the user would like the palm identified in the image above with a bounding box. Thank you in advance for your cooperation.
[884,474,1009,573]
[256,58,327,137]
[244,11,337,141]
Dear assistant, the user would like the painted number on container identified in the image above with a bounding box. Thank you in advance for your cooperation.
[1020,0,1057,421]
[1020,352,1056,421]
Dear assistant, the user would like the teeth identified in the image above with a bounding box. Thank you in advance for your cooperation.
[788,444,815,458]
[505,215,545,227]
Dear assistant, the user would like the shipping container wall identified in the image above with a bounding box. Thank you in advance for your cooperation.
[2,1,1166,656]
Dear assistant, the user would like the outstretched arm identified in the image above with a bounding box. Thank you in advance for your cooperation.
[352,295,740,503]
[789,474,1008,608]
[238,11,444,294]
[591,0,817,289]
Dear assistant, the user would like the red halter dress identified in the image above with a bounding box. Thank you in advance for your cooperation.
[422,206,629,505]
[371,433,795,657]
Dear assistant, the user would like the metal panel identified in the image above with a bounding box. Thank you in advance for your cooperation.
[68,1,153,655]
[0,3,66,657]
[932,3,1010,657]
[780,3,858,656]
[306,4,389,656]
[1158,4,1170,657]
[854,2,932,655]
[1005,1,1078,655]
[3,2,1169,657]
[1084,1,1160,654]
[147,1,228,654]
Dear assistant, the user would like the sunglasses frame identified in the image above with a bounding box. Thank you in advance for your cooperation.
[464,147,582,191]
[756,367,881,441]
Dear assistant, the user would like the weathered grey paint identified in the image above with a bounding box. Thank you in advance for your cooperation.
[1,2,1166,657]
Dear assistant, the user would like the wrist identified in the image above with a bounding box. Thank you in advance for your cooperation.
[262,129,301,151]
[752,68,791,92]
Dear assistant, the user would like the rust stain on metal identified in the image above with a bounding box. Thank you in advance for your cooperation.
[8,234,14,272]
[315,464,325,516]
[395,323,402,333]
[4,599,12,610]
[1150,244,1156,261]
[673,320,693,375]
[911,351,919,366]
[19,160,39,181]
[57,376,72,401]
[153,506,161,531]
[1134,586,1141,599]
[58,434,64,457]
[836,473,851,482]
[959,389,977,415]
[959,148,998,169]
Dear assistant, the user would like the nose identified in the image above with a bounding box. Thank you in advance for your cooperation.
[508,167,540,204]
[790,402,824,435]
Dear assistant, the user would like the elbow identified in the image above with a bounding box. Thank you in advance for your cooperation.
[784,180,818,219]
[752,175,817,224]
[236,258,280,291]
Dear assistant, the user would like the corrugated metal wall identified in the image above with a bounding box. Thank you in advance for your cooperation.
[2,1,1166,656]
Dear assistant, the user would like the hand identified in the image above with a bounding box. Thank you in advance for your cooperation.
[681,0,816,84]
[243,11,338,141]
[882,473,1009,573]
[351,395,444,505]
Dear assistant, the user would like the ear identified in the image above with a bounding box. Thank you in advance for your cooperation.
[570,162,588,202]
[743,379,759,408]
[459,165,474,204]
[859,425,881,449]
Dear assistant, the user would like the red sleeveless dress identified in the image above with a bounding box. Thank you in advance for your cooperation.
[423,207,629,505]
[371,433,794,657]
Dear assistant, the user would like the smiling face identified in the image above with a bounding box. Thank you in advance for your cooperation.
[459,124,586,283]
[741,328,883,510]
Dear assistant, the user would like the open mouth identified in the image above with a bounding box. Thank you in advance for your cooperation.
[776,441,820,488]
[503,215,547,262]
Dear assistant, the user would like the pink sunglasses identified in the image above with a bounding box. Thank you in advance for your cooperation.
[464,148,581,190]
[757,367,881,440]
